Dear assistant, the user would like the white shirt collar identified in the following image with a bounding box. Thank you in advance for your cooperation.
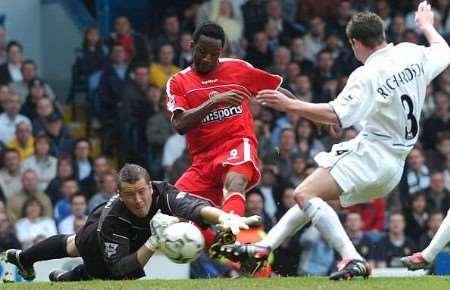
[365,43,394,65]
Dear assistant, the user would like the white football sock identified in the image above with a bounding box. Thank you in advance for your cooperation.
[422,209,450,262]
[304,197,363,261]
[257,205,309,249]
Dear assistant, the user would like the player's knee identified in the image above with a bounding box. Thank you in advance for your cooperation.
[294,187,316,208]
[224,172,248,193]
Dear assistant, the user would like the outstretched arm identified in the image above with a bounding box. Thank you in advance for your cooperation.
[257,89,339,125]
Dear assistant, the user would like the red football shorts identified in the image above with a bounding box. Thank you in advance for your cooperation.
[175,138,261,206]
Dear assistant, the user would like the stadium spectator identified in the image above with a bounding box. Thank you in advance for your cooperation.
[291,74,314,102]
[22,134,57,192]
[53,178,79,225]
[58,193,87,235]
[404,192,429,244]
[245,190,273,231]
[7,169,52,223]
[418,211,444,250]
[20,79,52,120]
[403,148,431,197]
[118,64,151,165]
[149,44,180,89]
[79,155,110,199]
[265,0,299,46]
[9,60,56,104]
[106,16,150,64]
[43,113,74,156]
[71,26,107,95]
[346,199,385,233]
[422,84,436,118]
[46,155,76,205]
[245,31,273,69]
[297,226,336,276]
[387,15,407,44]
[271,111,301,147]
[303,17,327,63]
[7,121,34,160]
[272,186,302,276]
[284,155,308,187]
[0,92,31,144]
[32,97,61,135]
[374,213,416,268]
[175,32,193,69]
[88,170,118,213]
[152,14,181,56]
[421,91,450,150]
[345,212,375,262]
[267,46,291,79]
[208,0,243,53]
[241,0,267,41]
[15,197,57,249]
[312,51,339,97]
[0,211,21,251]
[295,118,325,162]
[257,166,280,219]
[426,132,450,171]
[0,149,23,200]
[426,172,450,214]
[290,38,314,75]
[0,41,23,85]
[72,138,93,183]
[0,84,9,113]
[145,86,173,178]
[273,128,297,179]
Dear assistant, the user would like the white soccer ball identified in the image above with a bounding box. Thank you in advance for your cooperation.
[160,222,205,264]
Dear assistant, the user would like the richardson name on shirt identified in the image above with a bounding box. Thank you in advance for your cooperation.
[201,105,243,124]
[376,62,425,98]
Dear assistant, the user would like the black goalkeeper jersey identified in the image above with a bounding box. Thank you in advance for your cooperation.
[75,181,210,279]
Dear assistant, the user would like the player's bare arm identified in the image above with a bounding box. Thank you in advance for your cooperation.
[256,89,338,125]
[416,1,448,46]
[171,89,250,134]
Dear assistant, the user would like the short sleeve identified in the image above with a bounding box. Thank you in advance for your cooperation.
[329,68,374,128]
[166,76,189,114]
[238,61,283,95]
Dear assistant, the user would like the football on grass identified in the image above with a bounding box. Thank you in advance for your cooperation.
[160,222,205,264]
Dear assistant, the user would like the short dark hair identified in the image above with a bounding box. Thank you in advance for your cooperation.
[193,22,226,48]
[70,192,86,204]
[118,163,150,191]
[346,12,385,48]
[6,40,22,53]
[21,59,36,70]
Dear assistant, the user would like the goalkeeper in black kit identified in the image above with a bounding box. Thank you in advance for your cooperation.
[1,164,259,281]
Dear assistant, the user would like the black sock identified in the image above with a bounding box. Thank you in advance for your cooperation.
[20,235,69,267]
[58,264,91,281]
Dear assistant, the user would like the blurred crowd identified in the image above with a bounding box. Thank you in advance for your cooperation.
[1,0,450,277]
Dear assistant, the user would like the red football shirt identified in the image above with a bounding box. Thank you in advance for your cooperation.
[166,58,282,159]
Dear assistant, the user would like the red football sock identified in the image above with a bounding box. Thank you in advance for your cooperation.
[201,227,217,249]
[221,192,246,216]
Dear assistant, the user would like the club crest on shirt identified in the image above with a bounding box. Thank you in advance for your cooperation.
[104,242,119,258]
[208,90,219,99]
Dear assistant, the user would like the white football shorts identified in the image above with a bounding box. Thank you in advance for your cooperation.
[314,137,405,207]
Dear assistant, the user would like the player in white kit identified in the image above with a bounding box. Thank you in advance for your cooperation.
[220,1,450,280]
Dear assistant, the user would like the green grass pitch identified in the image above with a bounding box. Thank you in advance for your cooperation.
[1,277,450,290]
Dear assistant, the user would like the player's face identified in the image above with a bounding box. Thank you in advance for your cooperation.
[119,177,153,218]
[192,35,222,75]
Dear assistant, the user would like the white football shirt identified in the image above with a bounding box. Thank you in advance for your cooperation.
[330,41,450,154]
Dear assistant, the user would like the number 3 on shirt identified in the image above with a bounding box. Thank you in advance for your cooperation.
[401,94,418,140]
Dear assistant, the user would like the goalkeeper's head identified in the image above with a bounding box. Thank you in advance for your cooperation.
[117,163,153,218]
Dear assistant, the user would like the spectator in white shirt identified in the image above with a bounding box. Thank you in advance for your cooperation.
[58,192,87,234]
[0,149,22,200]
[9,59,56,104]
[22,134,57,191]
[0,92,31,144]
[15,197,57,249]
[162,133,186,178]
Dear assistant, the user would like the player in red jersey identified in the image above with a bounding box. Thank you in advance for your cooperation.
[166,23,288,253]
